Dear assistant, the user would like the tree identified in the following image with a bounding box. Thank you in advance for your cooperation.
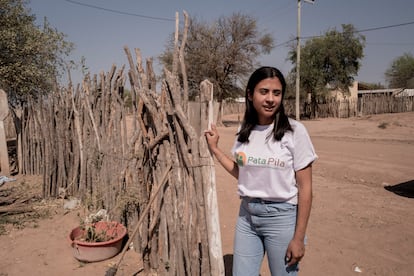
[385,53,414,88]
[0,0,74,106]
[288,24,365,100]
[160,12,274,103]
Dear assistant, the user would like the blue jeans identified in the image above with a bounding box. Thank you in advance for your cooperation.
[233,198,299,276]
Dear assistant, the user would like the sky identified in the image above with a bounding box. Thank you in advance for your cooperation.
[27,0,414,86]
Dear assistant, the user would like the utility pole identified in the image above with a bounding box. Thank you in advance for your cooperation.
[295,0,314,120]
[295,0,302,120]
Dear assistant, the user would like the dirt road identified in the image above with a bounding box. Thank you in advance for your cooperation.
[1,112,413,276]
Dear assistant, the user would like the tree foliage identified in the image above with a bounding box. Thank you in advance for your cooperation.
[385,53,414,88]
[288,24,365,99]
[160,12,274,101]
[0,0,74,105]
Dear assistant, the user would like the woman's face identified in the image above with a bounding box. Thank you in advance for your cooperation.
[248,77,283,125]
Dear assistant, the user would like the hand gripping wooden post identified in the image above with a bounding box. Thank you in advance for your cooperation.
[0,89,10,175]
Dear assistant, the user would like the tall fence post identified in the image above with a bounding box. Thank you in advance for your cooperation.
[0,89,10,175]
[199,79,225,275]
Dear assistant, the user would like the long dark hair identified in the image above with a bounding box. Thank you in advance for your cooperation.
[237,66,292,143]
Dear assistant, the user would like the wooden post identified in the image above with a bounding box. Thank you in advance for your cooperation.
[200,80,214,132]
[0,89,10,175]
[199,79,225,275]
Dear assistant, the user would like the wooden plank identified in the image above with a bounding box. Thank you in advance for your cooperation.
[199,80,225,275]
[0,89,8,121]
[0,89,10,175]
[0,121,10,175]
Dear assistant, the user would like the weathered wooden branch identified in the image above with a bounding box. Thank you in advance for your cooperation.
[0,205,33,214]
[180,11,189,114]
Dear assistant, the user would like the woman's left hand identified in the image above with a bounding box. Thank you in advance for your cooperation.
[285,238,305,266]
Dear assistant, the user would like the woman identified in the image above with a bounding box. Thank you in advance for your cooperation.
[204,66,317,275]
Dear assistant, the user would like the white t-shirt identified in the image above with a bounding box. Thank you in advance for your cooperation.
[231,118,317,204]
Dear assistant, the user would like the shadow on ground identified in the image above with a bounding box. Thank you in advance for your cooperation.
[222,119,241,127]
[384,180,414,198]
[223,254,233,276]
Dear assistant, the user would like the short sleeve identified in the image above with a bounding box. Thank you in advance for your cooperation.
[292,121,318,171]
[231,125,242,156]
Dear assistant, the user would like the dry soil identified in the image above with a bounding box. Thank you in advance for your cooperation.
[0,112,413,276]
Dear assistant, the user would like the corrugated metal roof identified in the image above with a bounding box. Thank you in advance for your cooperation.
[394,89,414,97]
[358,88,414,96]
[358,88,401,94]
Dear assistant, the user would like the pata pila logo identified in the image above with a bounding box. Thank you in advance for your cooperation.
[235,152,285,168]
[235,152,247,166]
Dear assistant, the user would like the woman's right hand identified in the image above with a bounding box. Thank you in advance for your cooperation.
[204,123,239,179]
[204,123,219,151]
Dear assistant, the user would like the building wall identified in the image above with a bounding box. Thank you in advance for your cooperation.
[330,81,358,100]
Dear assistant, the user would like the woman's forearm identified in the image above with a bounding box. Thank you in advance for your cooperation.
[294,165,313,241]
[211,148,239,179]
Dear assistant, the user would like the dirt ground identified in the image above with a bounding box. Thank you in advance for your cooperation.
[0,112,413,276]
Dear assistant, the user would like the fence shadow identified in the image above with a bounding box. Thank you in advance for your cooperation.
[222,120,241,127]
[223,254,233,276]
[384,180,414,198]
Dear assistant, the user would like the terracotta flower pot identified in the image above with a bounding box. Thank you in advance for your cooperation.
[69,221,127,262]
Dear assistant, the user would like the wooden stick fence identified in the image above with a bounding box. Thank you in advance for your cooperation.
[15,12,224,275]
[222,97,413,119]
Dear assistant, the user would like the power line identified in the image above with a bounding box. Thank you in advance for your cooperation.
[356,20,414,33]
[63,0,414,48]
[275,38,296,48]
[63,0,175,22]
[301,20,414,40]
[366,42,414,46]
[274,20,414,48]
